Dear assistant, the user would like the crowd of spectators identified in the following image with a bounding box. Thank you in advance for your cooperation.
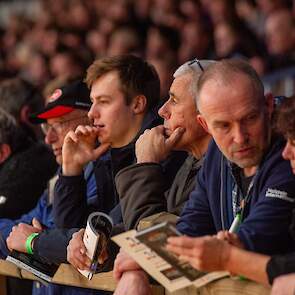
[0,0,294,99]
[0,1,294,295]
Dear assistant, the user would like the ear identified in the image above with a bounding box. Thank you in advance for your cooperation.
[197,114,211,134]
[19,105,31,124]
[0,144,12,164]
[132,95,147,115]
[265,92,274,119]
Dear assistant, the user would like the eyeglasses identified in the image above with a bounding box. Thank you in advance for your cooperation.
[188,58,204,72]
[41,115,87,135]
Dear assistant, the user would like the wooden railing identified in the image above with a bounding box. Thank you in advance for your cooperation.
[0,259,164,295]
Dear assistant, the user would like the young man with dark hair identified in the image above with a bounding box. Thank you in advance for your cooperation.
[67,59,214,271]
[7,55,185,271]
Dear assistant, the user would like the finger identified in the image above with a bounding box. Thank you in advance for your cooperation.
[85,125,96,133]
[153,125,165,134]
[178,254,192,263]
[118,257,141,272]
[166,243,196,257]
[74,254,91,270]
[32,218,43,230]
[70,257,89,270]
[165,127,185,149]
[73,230,87,254]
[113,262,122,281]
[72,231,84,242]
[64,130,79,143]
[93,143,110,159]
[73,228,85,238]
[167,236,195,248]
[76,125,99,137]
[166,244,184,255]
[67,248,90,270]
[75,125,90,134]
[113,259,141,282]
[216,231,229,240]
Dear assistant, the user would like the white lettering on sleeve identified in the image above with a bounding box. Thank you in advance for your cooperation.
[266,188,294,203]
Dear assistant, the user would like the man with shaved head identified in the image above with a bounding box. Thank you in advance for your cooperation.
[114,59,295,295]
[176,59,295,254]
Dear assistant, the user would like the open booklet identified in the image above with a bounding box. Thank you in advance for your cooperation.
[6,250,59,283]
[112,222,229,293]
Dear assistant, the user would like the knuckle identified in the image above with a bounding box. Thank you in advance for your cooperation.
[19,223,26,229]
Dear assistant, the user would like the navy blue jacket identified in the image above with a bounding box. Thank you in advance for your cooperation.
[177,137,295,255]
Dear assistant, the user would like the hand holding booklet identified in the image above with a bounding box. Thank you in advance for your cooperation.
[112,222,229,292]
[78,212,113,280]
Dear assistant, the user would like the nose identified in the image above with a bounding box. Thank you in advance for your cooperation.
[88,103,98,123]
[158,101,170,120]
[233,124,248,145]
[44,128,57,145]
[282,141,293,160]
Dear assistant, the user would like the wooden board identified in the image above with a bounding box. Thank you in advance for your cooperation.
[0,259,164,294]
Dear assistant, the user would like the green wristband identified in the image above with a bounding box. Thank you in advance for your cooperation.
[25,233,39,255]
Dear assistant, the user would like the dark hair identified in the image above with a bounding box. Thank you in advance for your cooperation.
[0,78,43,119]
[276,95,295,140]
[0,108,24,152]
[85,55,160,110]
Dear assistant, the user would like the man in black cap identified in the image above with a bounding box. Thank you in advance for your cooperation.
[1,79,99,295]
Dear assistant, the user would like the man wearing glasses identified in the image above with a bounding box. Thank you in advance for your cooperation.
[0,79,99,294]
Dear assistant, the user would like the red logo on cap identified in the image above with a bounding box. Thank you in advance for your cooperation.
[48,89,62,103]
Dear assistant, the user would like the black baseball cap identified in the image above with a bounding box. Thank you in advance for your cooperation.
[30,80,91,124]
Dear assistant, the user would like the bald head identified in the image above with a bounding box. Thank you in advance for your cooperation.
[195,59,273,174]
[196,59,264,113]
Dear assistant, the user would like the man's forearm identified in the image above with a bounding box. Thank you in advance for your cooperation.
[53,175,88,228]
[225,246,270,285]
[33,228,79,264]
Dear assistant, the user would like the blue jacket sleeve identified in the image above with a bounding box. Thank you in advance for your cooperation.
[176,165,216,237]
[266,252,295,284]
[33,228,79,264]
[0,192,48,258]
[237,178,295,255]
[53,166,97,228]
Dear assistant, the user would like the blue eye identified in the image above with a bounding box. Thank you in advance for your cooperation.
[217,123,229,130]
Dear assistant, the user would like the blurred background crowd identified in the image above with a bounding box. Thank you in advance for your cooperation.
[0,0,294,100]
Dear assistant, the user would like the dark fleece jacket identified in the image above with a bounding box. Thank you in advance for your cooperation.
[0,138,57,219]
